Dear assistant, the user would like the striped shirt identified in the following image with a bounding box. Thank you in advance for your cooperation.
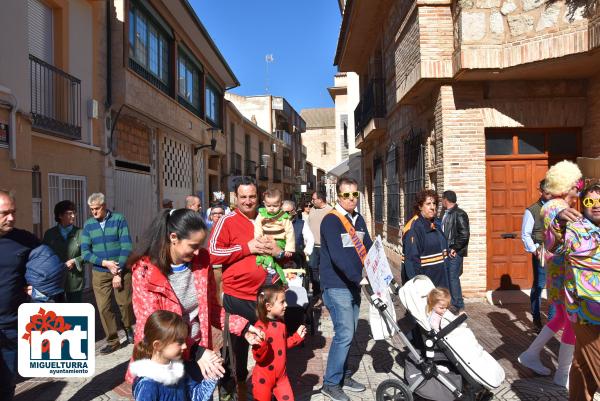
[168,264,200,340]
[81,210,132,272]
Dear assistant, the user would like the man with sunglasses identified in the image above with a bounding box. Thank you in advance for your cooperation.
[307,191,332,306]
[319,177,372,401]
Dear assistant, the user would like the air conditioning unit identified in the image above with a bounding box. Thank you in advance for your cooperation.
[272,143,277,153]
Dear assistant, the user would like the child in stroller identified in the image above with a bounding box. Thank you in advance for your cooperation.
[367,275,504,401]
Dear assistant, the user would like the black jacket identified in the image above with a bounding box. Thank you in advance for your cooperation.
[442,205,470,257]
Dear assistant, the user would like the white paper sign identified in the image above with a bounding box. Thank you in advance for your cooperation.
[364,236,394,298]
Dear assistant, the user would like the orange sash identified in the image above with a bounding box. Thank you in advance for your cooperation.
[329,210,368,264]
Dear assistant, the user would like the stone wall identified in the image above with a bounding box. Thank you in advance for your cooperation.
[302,127,338,172]
[455,0,596,69]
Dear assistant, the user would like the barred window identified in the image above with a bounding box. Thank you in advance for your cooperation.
[403,131,425,222]
[386,146,400,227]
[374,158,384,222]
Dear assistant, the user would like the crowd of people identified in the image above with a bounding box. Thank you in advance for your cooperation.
[0,158,598,401]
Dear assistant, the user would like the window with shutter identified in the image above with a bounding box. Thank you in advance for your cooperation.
[28,0,53,63]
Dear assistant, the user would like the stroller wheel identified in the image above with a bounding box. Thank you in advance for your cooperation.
[376,379,413,401]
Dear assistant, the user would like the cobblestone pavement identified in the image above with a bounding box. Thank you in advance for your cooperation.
[14,294,600,401]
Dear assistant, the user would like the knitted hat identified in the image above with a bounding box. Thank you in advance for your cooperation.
[544,160,582,196]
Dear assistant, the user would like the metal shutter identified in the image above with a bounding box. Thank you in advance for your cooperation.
[28,0,53,63]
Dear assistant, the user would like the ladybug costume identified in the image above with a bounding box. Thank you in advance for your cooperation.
[251,319,304,401]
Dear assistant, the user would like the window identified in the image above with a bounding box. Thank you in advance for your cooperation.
[386,146,400,227]
[374,158,384,222]
[229,123,236,171]
[404,131,425,221]
[32,169,42,238]
[341,114,349,149]
[48,174,87,228]
[177,51,201,113]
[205,80,221,126]
[322,142,327,155]
[128,4,170,91]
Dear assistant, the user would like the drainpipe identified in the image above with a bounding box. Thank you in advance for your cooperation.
[0,85,22,170]
[106,0,112,109]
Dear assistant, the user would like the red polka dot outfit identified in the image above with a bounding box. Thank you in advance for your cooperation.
[251,319,303,401]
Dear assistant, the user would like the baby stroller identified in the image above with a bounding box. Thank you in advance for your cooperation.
[365,275,504,401]
[284,267,315,335]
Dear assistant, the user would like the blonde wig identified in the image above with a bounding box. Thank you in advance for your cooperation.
[544,160,582,196]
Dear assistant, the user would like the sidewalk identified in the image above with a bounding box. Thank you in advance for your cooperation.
[14,295,599,401]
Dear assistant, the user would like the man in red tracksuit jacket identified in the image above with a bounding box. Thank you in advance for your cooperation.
[209,177,284,400]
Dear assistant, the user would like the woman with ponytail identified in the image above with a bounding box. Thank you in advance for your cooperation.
[129,310,217,401]
[125,209,263,384]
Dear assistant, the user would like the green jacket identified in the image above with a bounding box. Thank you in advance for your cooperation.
[42,225,85,293]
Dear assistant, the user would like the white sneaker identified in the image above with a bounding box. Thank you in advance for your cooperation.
[518,351,551,376]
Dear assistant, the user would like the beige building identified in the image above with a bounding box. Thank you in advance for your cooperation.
[336,0,600,295]
[1,0,105,237]
[301,108,337,172]
[225,93,307,200]
[104,0,239,245]
[224,100,284,202]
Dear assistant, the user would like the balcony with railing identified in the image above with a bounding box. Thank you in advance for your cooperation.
[354,78,386,148]
[230,153,242,175]
[274,130,293,147]
[259,166,269,181]
[273,168,282,183]
[30,55,82,140]
[245,159,257,178]
[283,166,293,181]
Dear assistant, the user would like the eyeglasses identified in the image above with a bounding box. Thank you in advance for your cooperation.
[339,191,360,200]
[582,198,600,208]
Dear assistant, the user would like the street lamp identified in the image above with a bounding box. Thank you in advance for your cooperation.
[194,127,221,154]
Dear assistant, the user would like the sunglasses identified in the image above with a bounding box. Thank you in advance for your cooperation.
[582,197,600,208]
[339,191,360,199]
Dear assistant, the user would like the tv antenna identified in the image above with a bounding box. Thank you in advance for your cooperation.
[265,54,274,93]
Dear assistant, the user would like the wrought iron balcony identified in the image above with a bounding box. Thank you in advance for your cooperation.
[30,55,81,140]
[354,78,385,138]
[274,129,293,147]
[230,153,242,175]
[245,159,257,178]
[259,166,269,181]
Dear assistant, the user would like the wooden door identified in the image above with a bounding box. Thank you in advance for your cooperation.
[486,160,547,290]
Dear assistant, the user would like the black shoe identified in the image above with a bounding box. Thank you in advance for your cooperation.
[342,376,366,392]
[321,384,350,401]
[125,327,134,344]
[99,343,120,355]
[533,318,543,332]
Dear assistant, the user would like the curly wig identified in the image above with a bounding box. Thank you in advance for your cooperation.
[544,160,582,196]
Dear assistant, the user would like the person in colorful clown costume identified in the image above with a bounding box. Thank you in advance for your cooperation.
[558,182,600,401]
[254,188,295,285]
[518,160,583,388]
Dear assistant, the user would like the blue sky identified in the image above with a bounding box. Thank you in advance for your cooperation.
[191,0,341,112]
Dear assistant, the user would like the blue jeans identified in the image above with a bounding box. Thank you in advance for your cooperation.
[323,287,361,386]
[447,254,464,310]
[309,248,321,298]
[0,328,18,401]
[530,254,546,321]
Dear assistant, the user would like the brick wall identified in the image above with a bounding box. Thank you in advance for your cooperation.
[115,117,151,165]
[582,73,600,157]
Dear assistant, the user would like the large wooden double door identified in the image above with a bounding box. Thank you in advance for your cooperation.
[485,129,580,290]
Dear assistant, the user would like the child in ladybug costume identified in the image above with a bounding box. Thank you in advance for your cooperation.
[252,284,306,401]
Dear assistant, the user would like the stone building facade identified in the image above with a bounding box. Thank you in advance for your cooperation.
[301,108,337,172]
[336,0,600,295]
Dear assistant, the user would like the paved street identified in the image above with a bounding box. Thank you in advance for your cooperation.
[14,292,600,401]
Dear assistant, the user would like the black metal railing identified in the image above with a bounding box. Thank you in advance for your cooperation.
[259,166,269,181]
[273,168,282,183]
[354,78,385,138]
[30,54,81,140]
[230,153,242,176]
[403,129,425,221]
[245,159,257,177]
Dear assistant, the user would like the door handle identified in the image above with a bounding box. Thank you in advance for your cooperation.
[501,233,516,239]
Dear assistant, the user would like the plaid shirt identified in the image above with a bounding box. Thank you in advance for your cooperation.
[563,217,600,325]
